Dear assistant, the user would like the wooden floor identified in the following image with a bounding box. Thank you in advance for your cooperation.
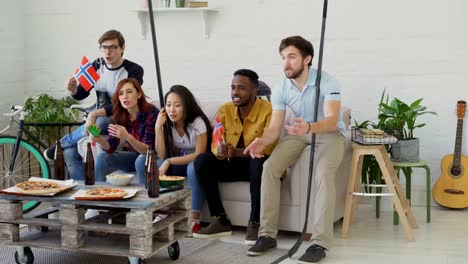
[221,205,468,264]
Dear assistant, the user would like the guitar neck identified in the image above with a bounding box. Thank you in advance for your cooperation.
[453,118,464,167]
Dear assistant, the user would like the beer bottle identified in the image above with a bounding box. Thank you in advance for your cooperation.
[147,146,159,198]
[144,146,150,188]
[54,140,65,180]
[84,142,95,185]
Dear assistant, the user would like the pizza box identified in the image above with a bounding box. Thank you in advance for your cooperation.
[0,177,78,196]
[71,188,139,201]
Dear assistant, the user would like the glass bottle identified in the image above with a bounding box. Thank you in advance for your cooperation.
[84,142,95,185]
[147,146,159,198]
[54,140,65,180]
[144,146,150,188]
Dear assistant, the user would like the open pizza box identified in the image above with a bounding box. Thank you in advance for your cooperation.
[71,188,139,201]
[0,177,79,196]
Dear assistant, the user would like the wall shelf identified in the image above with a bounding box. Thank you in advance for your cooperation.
[135,8,218,39]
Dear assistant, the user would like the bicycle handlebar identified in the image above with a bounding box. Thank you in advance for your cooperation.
[3,105,24,117]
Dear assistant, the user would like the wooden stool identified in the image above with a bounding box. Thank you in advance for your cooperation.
[341,144,418,242]
[391,160,431,225]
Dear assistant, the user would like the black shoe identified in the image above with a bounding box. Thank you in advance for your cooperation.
[244,221,260,246]
[247,236,277,256]
[297,244,327,263]
[43,145,56,162]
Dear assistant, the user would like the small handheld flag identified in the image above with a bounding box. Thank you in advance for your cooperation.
[212,116,225,147]
[87,124,101,137]
[74,56,100,92]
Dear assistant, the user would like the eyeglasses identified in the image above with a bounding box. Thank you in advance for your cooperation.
[99,45,120,52]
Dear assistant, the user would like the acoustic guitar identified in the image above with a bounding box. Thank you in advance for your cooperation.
[432,100,468,208]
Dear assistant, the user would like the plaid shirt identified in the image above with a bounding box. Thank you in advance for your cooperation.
[107,106,159,153]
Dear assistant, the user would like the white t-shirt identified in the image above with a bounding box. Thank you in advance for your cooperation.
[171,117,207,156]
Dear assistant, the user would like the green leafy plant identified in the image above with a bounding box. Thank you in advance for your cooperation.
[354,89,437,195]
[378,93,437,140]
[24,94,80,146]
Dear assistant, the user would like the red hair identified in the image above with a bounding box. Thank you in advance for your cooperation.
[111,78,153,126]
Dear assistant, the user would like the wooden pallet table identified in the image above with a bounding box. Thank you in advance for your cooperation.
[0,183,191,264]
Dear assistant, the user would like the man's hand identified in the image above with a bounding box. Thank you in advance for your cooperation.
[217,142,230,157]
[285,118,309,135]
[108,124,130,140]
[243,138,266,159]
[65,76,78,95]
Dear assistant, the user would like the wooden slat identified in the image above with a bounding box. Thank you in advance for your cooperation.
[127,209,152,231]
[59,206,85,225]
[0,202,22,220]
[154,213,189,234]
[3,218,60,227]
[0,223,19,243]
[174,216,191,233]
[171,196,191,211]
[154,223,174,242]
[24,206,59,219]
[129,231,153,257]
[62,228,84,249]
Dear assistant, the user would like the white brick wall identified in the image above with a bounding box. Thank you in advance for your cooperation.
[2,0,468,206]
[0,0,25,129]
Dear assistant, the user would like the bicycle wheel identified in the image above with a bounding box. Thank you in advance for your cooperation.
[0,136,51,213]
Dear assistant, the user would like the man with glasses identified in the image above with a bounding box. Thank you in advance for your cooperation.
[44,29,144,181]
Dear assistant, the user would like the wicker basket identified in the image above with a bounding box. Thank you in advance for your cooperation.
[351,127,397,145]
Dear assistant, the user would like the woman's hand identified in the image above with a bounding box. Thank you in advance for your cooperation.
[108,124,130,140]
[158,159,170,176]
[155,108,167,131]
[90,134,104,145]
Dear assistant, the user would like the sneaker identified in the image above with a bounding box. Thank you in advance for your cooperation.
[192,221,201,234]
[193,217,232,239]
[247,236,277,256]
[43,145,56,162]
[297,244,327,263]
[244,221,259,245]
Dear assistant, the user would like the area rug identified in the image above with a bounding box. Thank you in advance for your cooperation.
[0,237,288,264]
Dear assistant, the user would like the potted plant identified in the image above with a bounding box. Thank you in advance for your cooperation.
[378,92,437,162]
[24,94,80,146]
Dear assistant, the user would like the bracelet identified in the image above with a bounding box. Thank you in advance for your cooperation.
[306,122,311,134]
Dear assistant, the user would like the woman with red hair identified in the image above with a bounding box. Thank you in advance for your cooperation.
[91,78,158,182]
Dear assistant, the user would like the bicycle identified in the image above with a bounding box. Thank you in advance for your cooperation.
[0,105,84,213]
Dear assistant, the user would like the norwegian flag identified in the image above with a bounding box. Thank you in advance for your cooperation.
[212,116,225,147]
[74,56,100,92]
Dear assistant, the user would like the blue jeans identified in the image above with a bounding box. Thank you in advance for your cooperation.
[94,151,140,182]
[61,117,110,180]
[134,156,204,212]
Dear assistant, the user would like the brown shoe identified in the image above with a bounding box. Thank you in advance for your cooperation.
[193,217,232,239]
[244,221,259,245]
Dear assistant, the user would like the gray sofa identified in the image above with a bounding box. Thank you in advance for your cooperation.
[200,100,352,233]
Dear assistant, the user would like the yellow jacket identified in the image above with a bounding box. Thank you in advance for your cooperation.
[212,98,276,157]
